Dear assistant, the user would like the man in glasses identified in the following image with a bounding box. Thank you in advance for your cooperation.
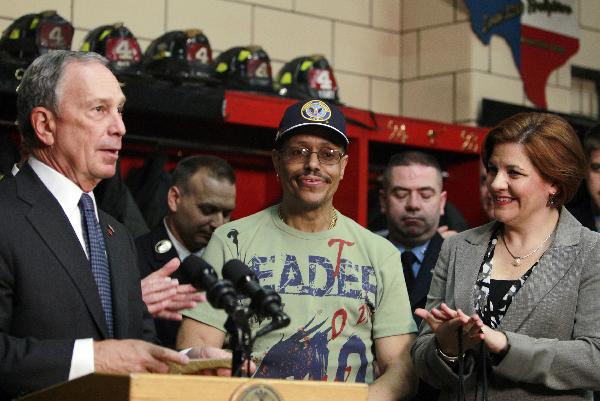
[178,99,417,400]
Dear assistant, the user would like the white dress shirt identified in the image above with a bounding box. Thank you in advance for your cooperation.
[163,218,205,260]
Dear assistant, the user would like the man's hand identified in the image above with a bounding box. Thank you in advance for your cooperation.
[141,258,205,320]
[437,225,459,239]
[94,339,189,374]
[368,334,416,401]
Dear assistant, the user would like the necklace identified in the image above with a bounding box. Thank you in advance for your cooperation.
[501,230,553,267]
[277,205,337,230]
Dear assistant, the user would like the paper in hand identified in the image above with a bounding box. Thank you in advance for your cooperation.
[168,358,232,374]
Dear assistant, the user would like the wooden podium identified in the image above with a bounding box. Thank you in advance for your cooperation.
[17,373,368,401]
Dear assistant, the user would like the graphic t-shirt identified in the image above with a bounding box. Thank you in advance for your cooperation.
[183,205,416,383]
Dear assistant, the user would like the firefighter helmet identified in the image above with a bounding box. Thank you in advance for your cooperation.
[275,54,339,102]
[0,10,74,63]
[142,29,212,81]
[81,23,142,73]
[212,45,273,92]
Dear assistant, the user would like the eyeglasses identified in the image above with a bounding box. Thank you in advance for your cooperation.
[279,146,345,165]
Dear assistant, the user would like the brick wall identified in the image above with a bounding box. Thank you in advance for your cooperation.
[1,0,599,124]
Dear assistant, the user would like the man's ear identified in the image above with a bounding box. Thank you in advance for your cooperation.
[339,154,348,180]
[30,107,56,146]
[271,149,281,177]
[439,190,448,216]
[167,186,181,213]
[379,188,388,214]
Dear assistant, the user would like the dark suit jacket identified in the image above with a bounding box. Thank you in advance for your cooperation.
[404,233,443,401]
[0,164,155,400]
[126,151,171,229]
[408,232,444,326]
[135,223,182,349]
[136,223,178,279]
[567,197,596,232]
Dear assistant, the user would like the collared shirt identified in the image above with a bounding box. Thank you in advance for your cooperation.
[28,156,96,381]
[29,157,100,258]
[392,240,430,277]
[163,218,205,260]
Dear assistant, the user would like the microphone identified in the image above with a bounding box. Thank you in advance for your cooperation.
[180,255,242,317]
[222,259,290,329]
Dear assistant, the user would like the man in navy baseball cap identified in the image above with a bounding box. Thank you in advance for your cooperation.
[274,99,349,149]
[178,96,417,400]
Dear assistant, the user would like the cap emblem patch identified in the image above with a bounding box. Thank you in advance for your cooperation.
[301,100,331,122]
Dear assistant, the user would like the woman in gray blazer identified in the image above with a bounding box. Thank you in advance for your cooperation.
[412,112,600,400]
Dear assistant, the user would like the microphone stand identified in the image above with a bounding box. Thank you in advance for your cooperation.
[184,257,291,377]
[225,309,291,377]
[224,309,253,378]
[202,276,253,378]
[255,312,291,338]
[220,259,291,376]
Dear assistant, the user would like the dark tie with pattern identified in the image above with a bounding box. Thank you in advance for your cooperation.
[401,250,417,292]
[79,193,114,337]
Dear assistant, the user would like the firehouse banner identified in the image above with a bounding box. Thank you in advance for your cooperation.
[464,0,579,109]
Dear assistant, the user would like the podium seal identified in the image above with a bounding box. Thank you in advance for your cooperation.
[231,382,282,401]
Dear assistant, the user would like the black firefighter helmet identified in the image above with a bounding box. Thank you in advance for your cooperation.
[80,23,142,73]
[0,10,73,89]
[212,45,273,92]
[275,54,339,103]
[141,29,213,81]
[0,10,74,63]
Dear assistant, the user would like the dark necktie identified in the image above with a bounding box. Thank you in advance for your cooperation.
[401,250,417,292]
[79,193,114,337]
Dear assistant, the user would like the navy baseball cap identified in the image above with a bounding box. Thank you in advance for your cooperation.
[275,99,349,147]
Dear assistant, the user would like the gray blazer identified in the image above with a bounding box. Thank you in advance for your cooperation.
[411,208,600,400]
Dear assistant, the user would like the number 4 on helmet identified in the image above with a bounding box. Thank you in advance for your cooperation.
[0,10,74,64]
[275,55,340,104]
[81,22,143,75]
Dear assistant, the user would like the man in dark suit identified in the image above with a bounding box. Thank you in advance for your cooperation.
[136,155,236,348]
[0,50,190,400]
[568,124,600,233]
[565,125,600,401]
[379,151,448,401]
